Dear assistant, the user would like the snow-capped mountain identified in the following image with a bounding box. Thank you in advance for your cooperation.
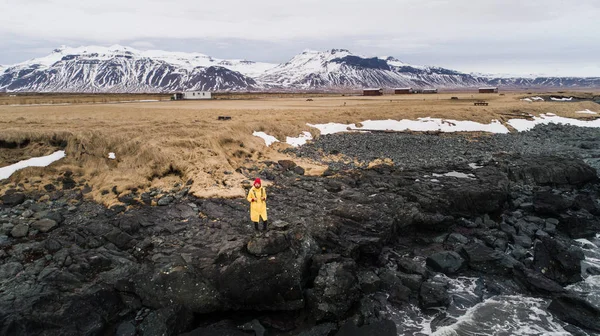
[0,46,599,92]
[258,49,484,89]
[0,45,272,92]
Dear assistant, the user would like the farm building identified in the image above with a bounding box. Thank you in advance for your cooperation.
[479,87,499,93]
[172,91,212,100]
[394,88,414,94]
[422,89,438,94]
[363,88,383,96]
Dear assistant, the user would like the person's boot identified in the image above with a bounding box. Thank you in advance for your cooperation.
[253,222,259,231]
[263,220,268,231]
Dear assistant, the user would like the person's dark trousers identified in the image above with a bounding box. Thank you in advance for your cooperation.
[254,222,259,231]
[263,220,268,231]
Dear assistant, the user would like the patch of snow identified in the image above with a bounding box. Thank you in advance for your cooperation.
[308,118,509,134]
[550,97,573,101]
[577,109,598,115]
[306,123,356,135]
[108,152,116,160]
[432,171,476,179]
[508,113,600,132]
[469,163,484,169]
[522,96,545,102]
[253,132,280,146]
[0,151,66,180]
[286,131,313,147]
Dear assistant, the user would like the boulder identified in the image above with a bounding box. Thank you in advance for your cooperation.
[293,166,306,175]
[460,242,520,275]
[297,323,337,336]
[513,235,532,249]
[574,194,600,215]
[180,326,250,336]
[105,229,134,249]
[247,233,290,256]
[334,320,397,336]
[513,268,565,294]
[446,233,469,245]
[558,213,600,239]
[379,270,411,304]
[10,224,29,238]
[420,279,450,309]
[278,160,297,171]
[357,270,381,294]
[548,296,600,332]
[308,261,360,321]
[426,251,465,275]
[115,321,136,336]
[533,236,584,285]
[31,219,57,233]
[396,258,427,276]
[533,191,573,216]
[0,261,24,279]
[1,192,25,206]
[138,305,194,336]
[505,156,598,186]
[158,196,174,206]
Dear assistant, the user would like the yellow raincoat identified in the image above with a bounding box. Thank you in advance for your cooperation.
[247,186,267,222]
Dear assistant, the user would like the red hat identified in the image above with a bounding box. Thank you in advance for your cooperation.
[254,178,261,185]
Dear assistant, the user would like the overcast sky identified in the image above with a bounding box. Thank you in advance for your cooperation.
[1,0,599,76]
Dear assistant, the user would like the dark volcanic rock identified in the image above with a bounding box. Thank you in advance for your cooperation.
[460,242,519,275]
[548,296,600,332]
[426,251,465,275]
[506,156,598,186]
[334,319,397,336]
[308,261,360,321]
[379,269,411,304]
[533,191,573,216]
[31,218,58,233]
[357,270,381,294]
[1,192,25,206]
[138,305,194,336]
[420,278,450,309]
[559,213,600,239]
[513,268,565,294]
[10,224,29,238]
[533,236,584,285]
[247,232,290,256]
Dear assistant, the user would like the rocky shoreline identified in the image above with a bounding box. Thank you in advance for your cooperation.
[1,124,600,335]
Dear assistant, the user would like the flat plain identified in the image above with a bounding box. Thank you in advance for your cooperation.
[1,91,599,205]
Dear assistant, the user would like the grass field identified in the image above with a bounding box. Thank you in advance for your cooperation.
[1,91,599,205]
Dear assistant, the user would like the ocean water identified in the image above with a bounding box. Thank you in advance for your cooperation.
[386,235,600,336]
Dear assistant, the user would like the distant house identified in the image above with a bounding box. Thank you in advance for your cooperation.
[394,88,414,94]
[173,91,212,100]
[363,88,383,96]
[479,87,499,93]
[422,88,438,94]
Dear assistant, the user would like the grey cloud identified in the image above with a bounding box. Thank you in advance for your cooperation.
[0,0,599,76]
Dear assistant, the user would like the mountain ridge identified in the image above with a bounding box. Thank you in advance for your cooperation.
[1,46,599,92]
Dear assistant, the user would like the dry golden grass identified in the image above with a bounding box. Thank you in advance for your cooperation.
[0,91,599,205]
[0,93,170,105]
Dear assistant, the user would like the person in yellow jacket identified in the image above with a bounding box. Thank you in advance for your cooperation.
[247,178,268,231]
